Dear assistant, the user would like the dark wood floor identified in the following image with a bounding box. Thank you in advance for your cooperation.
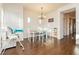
[3,34,79,55]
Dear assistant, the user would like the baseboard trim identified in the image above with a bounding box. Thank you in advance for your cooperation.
[0,46,16,55]
[6,46,16,50]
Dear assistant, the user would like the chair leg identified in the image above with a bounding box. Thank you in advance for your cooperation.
[39,35,40,43]
[1,49,6,55]
[17,39,24,51]
[46,33,47,39]
[42,35,44,43]
[33,33,34,43]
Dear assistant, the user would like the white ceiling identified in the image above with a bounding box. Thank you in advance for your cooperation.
[23,3,67,14]
[3,3,67,14]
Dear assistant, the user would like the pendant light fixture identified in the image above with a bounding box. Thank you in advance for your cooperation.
[39,6,46,20]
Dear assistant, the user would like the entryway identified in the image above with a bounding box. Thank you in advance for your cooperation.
[62,8,76,40]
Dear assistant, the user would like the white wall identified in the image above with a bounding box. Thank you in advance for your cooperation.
[3,4,23,30]
[0,3,2,54]
[23,8,45,38]
[0,4,24,50]
[76,4,79,44]
[0,3,3,27]
[76,5,79,34]
[45,11,59,37]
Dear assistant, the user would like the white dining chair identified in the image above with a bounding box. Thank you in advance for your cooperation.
[1,27,24,55]
[37,27,46,43]
[43,28,49,39]
[44,28,53,38]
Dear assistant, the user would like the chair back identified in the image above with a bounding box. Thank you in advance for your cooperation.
[6,27,14,37]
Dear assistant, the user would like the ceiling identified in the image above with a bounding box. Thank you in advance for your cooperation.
[3,3,67,14]
[23,3,67,14]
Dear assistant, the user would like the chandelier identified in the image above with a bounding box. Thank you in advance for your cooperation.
[39,7,46,20]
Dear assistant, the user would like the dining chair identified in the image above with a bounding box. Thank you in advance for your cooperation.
[1,27,24,55]
[37,27,46,43]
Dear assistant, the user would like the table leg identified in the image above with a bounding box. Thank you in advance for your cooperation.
[39,33,40,43]
[33,32,34,43]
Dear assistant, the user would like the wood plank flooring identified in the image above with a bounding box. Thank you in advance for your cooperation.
[3,34,79,55]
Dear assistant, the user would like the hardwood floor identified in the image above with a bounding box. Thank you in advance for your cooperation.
[3,34,79,55]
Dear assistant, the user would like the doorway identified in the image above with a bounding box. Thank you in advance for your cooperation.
[62,8,76,39]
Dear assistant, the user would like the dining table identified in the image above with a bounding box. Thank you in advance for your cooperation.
[27,30,47,43]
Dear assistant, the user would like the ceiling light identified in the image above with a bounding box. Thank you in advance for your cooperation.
[39,7,46,20]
